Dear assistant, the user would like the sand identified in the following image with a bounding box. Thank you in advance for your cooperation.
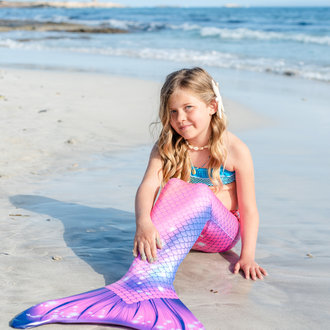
[1,67,329,330]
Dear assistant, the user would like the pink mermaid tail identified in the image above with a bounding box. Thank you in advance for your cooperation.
[11,178,240,329]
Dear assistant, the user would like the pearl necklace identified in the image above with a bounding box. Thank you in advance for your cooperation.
[186,140,209,151]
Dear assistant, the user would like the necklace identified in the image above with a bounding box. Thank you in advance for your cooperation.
[186,140,209,151]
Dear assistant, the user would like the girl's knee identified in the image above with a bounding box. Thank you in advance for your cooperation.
[162,179,212,204]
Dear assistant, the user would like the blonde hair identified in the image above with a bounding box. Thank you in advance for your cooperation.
[156,67,228,188]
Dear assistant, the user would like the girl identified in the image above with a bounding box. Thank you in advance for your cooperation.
[133,67,267,281]
[11,67,267,330]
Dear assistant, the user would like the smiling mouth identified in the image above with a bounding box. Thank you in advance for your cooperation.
[179,125,192,130]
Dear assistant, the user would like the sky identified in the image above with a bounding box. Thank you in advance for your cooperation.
[111,0,330,6]
[16,0,330,7]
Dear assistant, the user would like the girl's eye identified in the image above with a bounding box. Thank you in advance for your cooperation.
[170,110,177,114]
[185,105,193,110]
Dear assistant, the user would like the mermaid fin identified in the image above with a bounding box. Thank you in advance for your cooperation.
[11,287,203,329]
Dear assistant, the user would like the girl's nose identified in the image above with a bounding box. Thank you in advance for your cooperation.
[177,110,186,123]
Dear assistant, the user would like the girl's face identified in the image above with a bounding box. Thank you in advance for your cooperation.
[168,88,217,145]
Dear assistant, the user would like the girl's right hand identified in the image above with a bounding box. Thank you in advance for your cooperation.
[133,220,162,263]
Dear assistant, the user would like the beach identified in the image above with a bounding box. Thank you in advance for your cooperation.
[0,67,267,329]
[1,65,329,330]
[1,5,330,330]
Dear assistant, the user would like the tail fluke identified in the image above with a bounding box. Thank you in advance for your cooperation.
[11,287,203,329]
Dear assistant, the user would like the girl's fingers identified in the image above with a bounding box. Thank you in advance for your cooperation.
[150,239,158,261]
[132,241,138,257]
[259,266,268,276]
[234,262,240,274]
[250,268,257,281]
[244,267,250,279]
[138,242,146,261]
[234,261,267,280]
[255,267,263,280]
[156,237,163,249]
[144,245,153,263]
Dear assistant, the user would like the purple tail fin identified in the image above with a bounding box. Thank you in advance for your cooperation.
[11,178,240,329]
[11,287,202,329]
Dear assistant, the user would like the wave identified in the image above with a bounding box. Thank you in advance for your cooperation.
[1,12,328,46]
[101,19,330,46]
[1,38,328,83]
[102,19,171,32]
[199,27,330,46]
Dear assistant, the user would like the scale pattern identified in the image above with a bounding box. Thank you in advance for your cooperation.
[11,178,240,330]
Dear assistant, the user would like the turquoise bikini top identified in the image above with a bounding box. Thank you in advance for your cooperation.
[190,166,236,186]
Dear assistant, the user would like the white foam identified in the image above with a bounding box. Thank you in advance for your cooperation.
[1,39,329,83]
[199,26,330,46]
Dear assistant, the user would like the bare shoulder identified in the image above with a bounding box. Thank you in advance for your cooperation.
[224,131,253,170]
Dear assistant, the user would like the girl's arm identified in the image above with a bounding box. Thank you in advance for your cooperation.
[133,144,163,263]
[231,137,268,280]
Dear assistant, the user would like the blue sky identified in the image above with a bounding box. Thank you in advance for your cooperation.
[107,0,329,6]
[19,0,330,6]
[117,1,329,6]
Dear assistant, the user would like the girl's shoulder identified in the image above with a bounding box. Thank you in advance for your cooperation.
[223,130,253,170]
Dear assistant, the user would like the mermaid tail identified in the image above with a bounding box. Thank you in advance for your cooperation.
[11,287,198,329]
[11,178,240,329]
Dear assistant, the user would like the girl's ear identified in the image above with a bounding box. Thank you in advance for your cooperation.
[208,99,218,115]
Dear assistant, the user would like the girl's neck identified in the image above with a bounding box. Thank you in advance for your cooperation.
[188,149,210,168]
[186,127,212,148]
[186,137,210,149]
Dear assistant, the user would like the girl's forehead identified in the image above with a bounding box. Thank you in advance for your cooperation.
[168,88,203,107]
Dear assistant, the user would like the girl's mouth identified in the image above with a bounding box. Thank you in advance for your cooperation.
[179,124,192,130]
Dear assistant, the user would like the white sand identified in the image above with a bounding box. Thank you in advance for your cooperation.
[0,68,266,187]
[0,68,159,185]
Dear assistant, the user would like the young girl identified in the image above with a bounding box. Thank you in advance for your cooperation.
[133,67,267,280]
[11,67,267,330]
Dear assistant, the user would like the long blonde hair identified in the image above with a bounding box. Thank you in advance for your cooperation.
[156,67,228,188]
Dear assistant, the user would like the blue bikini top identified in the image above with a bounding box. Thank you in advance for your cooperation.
[190,166,236,186]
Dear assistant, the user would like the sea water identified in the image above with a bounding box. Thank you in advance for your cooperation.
[0,6,329,82]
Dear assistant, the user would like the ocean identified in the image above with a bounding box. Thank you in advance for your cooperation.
[0,6,329,82]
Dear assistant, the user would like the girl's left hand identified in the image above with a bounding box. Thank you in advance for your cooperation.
[234,258,268,280]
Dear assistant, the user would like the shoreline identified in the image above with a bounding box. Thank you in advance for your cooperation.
[0,19,127,33]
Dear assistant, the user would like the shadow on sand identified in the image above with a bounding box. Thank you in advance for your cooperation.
[10,194,136,284]
[10,194,241,284]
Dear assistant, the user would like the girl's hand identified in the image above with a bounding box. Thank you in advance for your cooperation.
[234,258,268,280]
[133,220,162,263]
